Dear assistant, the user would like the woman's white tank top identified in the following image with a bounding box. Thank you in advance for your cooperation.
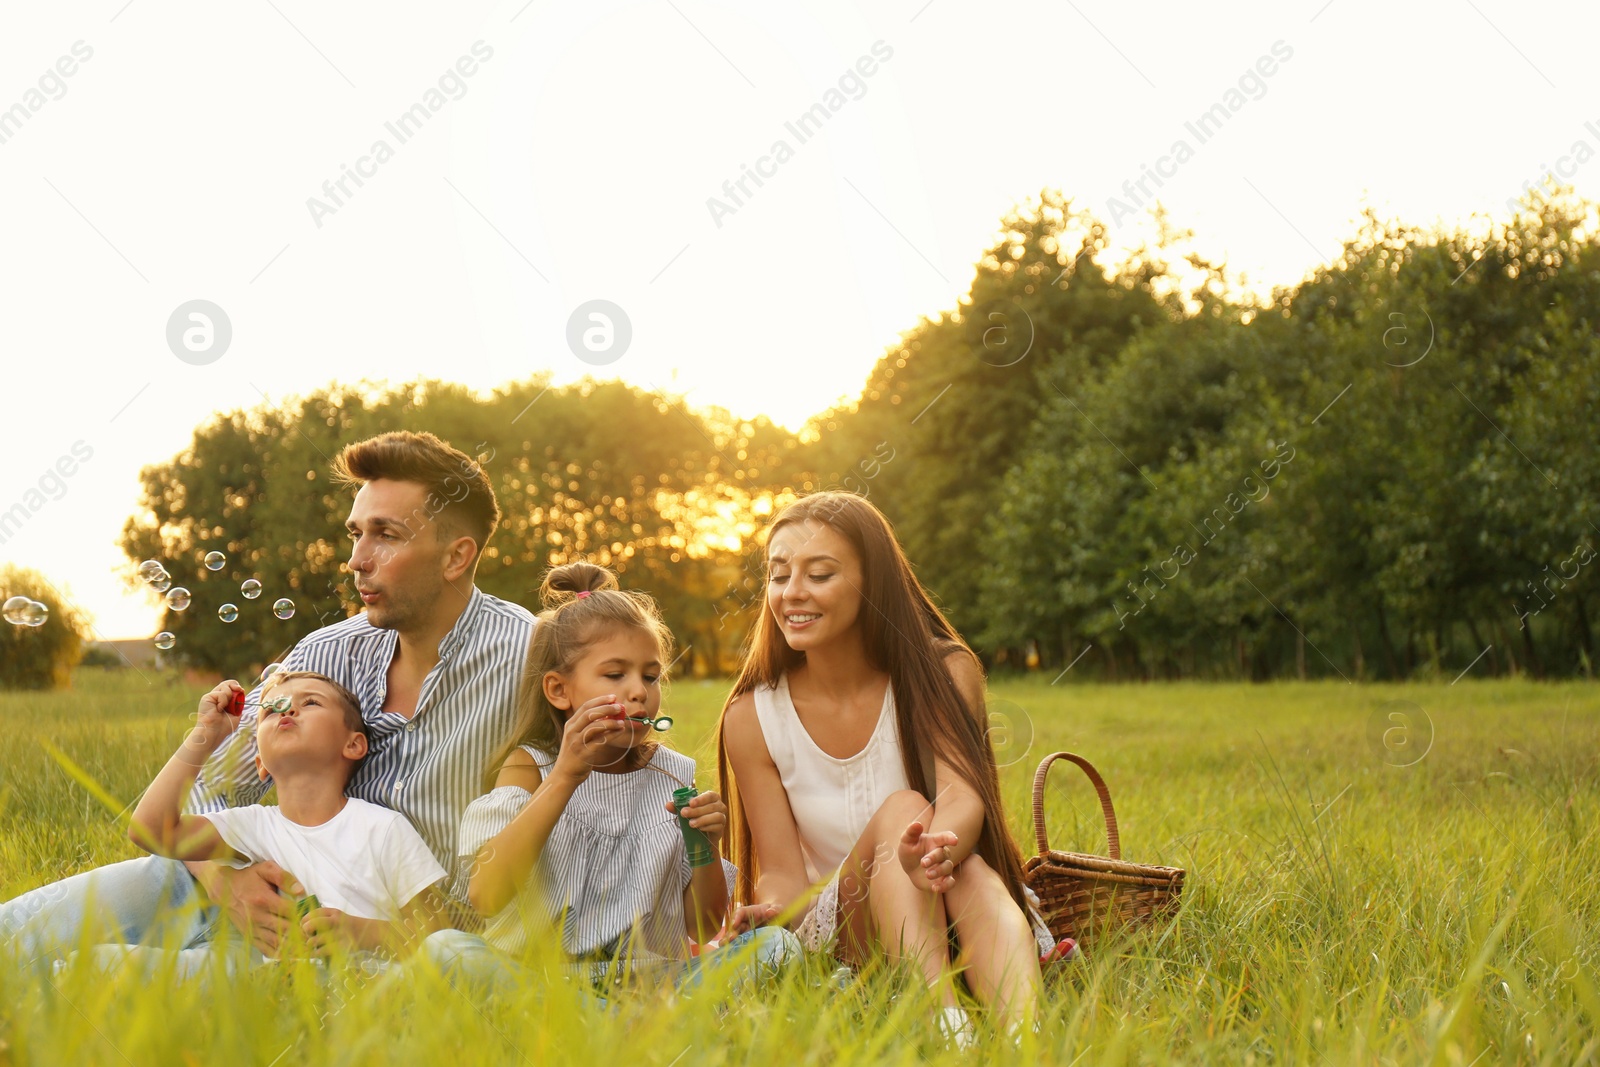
[752,672,912,884]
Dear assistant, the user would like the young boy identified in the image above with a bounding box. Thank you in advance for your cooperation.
[113,671,447,974]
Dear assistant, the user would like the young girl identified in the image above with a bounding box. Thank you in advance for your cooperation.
[437,562,792,993]
[716,492,1055,1042]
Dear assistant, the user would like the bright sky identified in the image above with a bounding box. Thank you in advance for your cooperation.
[2,0,1597,641]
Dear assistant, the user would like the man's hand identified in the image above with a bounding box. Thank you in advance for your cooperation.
[897,820,959,893]
[188,860,295,955]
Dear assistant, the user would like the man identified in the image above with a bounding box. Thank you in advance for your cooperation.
[0,430,534,960]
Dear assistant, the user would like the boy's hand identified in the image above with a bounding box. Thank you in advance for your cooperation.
[552,694,634,779]
[667,790,728,853]
[191,680,245,753]
[897,820,959,893]
[299,907,384,957]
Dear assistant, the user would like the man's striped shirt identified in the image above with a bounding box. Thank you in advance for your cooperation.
[186,586,535,890]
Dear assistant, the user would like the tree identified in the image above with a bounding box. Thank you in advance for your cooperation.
[803,191,1170,637]
[120,378,813,675]
[0,565,89,689]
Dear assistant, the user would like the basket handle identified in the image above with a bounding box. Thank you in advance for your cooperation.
[1031,751,1121,860]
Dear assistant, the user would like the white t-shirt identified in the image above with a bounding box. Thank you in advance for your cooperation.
[202,798,447,921]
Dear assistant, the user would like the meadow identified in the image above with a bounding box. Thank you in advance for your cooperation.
[1,669,1596,1065]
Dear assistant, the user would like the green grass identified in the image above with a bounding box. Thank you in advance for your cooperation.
[2,669,1598,1065]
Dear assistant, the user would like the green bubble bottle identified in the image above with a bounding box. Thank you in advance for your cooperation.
[673,786,715,867]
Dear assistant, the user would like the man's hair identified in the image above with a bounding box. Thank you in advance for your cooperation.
[263,670,369,767]
[330,431,500,552]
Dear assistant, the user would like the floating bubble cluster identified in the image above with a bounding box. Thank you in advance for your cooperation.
[3,596,48,627]
[3,596,30,625]
[138,559,174,601]
[133,544,303,652]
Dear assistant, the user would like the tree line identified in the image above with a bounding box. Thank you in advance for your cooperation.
[100,187,1597,683]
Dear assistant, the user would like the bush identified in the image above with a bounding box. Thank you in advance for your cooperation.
[79,644,126,669]
[0,564,89,690]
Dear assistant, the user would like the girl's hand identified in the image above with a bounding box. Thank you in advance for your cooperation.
[897,820,959,893]
[551,694,633,780]
[667,790,728,852]
[193,681,244,747]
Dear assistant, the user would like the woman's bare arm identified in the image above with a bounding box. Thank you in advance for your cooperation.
[722,691,815,920]
[913,650,993,876]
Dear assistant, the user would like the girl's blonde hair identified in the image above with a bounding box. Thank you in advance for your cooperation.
[484,561,676,791]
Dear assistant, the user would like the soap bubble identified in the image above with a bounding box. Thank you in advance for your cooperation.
[3,596,31,626]
[138,560,167,584]
[204,551,227,572]
[272,598,295,620]
[651,716,673,732]
[240,579,263,600]
[165,588,192,612]
[154,631,176,650]
[153,577,172,593]
[20,600,48,627]
[218,603,239,624]
[260,662,283,684]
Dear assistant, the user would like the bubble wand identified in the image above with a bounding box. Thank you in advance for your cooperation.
[227,690,293,717]
[603,712,674,732]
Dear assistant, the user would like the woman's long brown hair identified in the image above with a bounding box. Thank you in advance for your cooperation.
[714,492,1031,914]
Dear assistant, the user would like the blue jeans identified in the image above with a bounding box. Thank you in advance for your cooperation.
[58,938,266,981]
[419,926,802,1004]
[2,857,397,984]
[0,855,213,967]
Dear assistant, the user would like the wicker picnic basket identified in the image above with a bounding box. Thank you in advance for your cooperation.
[1023,752,1185,947]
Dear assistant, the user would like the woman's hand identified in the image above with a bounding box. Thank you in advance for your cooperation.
[667,790,728,853]
[550,693,633,781]
[897,820,959,893]
[714,901,781,945]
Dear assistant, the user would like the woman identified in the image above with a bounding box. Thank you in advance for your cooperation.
[716,492,1048,1040]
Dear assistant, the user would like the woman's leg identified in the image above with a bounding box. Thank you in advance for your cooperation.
[833,790,956,1004]
[942,853,1042,1028]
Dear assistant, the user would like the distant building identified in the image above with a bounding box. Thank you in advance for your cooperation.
[85,639,161,670]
